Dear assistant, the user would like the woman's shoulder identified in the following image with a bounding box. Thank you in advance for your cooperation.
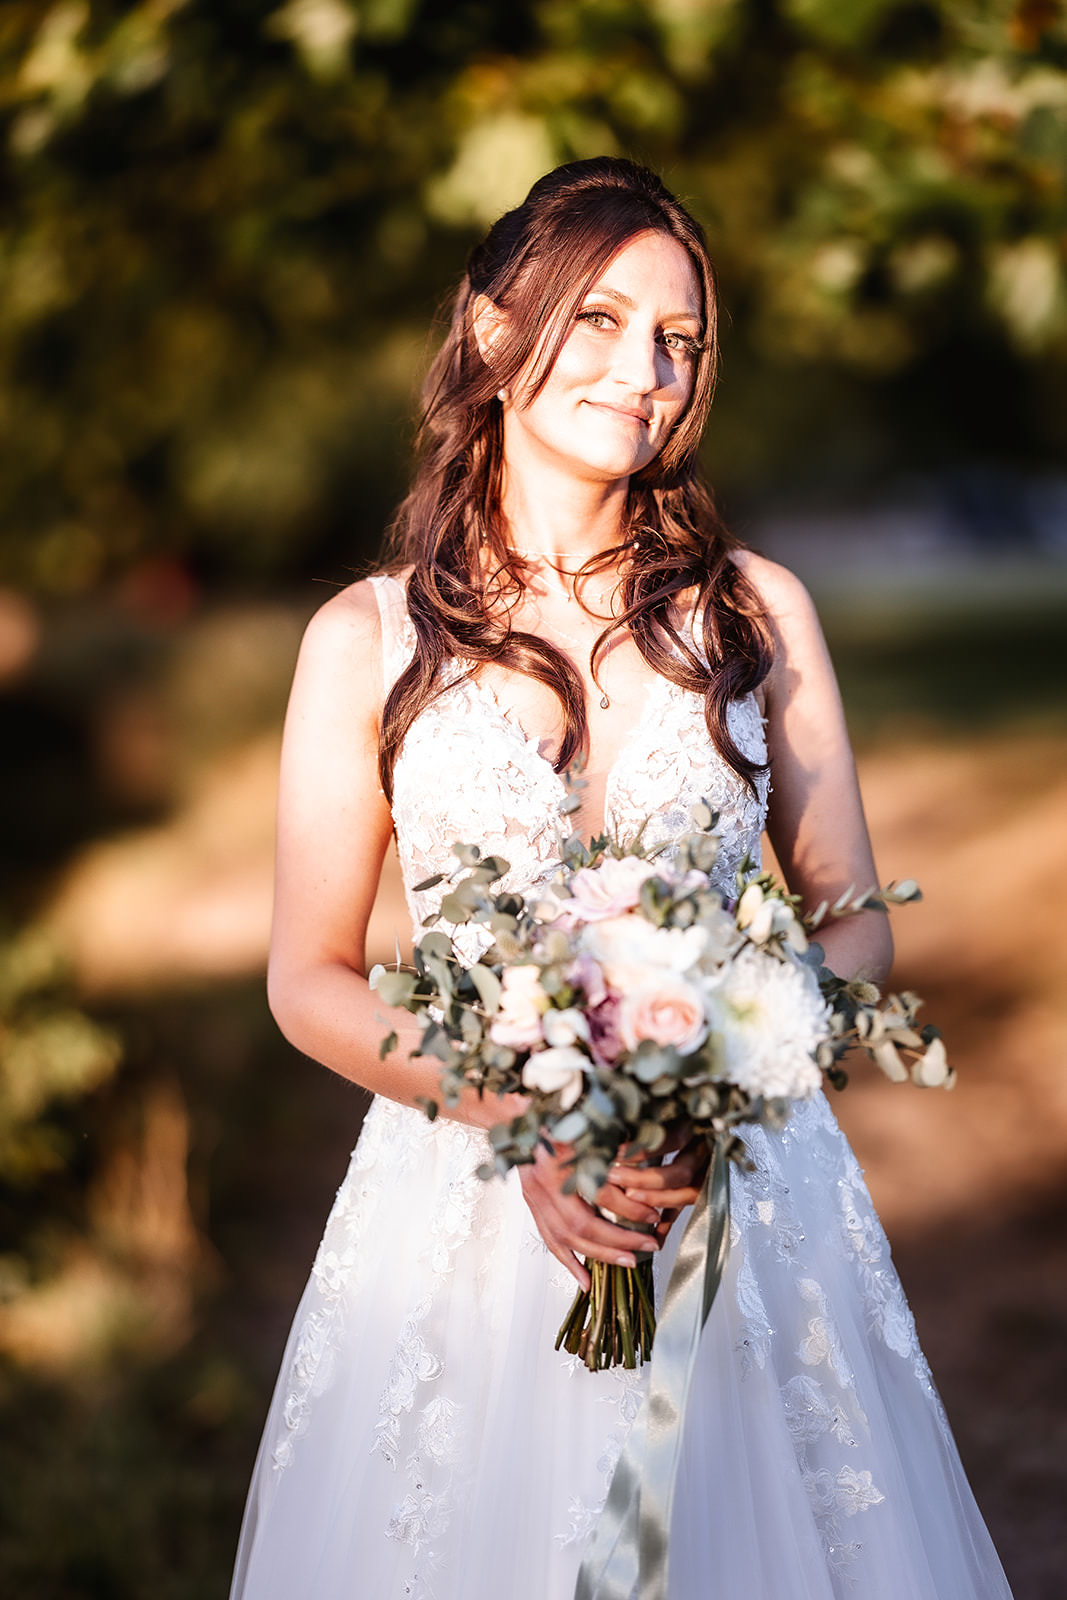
[299,577,384,661]
[728,547,816,618]
[299,569,418,705]
[301,567,413,646]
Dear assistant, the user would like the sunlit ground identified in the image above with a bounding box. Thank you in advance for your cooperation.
[1,571,1065,1597]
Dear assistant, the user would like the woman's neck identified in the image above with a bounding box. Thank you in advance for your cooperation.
[499,459,630,567]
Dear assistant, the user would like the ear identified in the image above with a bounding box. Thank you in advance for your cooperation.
[471,293,507,368]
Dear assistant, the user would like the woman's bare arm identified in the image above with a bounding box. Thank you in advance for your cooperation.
[740,552,894,987]
[267,581,520,1123]
[266,579,657,1282]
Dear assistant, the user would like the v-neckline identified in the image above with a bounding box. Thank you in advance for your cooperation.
[455,666,678,842]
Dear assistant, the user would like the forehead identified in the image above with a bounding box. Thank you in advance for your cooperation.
[584,230,702,314]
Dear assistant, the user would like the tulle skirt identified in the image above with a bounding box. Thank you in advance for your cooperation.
[230,1092,1012,1600]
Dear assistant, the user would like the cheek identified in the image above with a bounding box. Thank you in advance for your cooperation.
[547,330,608,388]
[661,367,695,426]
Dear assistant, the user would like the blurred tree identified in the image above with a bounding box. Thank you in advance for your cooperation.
[0,0,1064,593]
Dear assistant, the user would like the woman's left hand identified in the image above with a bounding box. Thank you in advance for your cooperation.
[597,1130,711,1244]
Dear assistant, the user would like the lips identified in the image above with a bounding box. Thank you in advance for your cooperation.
[587,401,653,426]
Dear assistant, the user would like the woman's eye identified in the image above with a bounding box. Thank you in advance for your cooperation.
[662,331,700,354]
[576,309,616,330]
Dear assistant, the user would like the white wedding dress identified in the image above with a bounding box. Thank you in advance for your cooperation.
[230,573,1012,1600]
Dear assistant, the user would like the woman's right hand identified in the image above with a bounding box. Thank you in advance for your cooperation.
[517,1139,662,1289]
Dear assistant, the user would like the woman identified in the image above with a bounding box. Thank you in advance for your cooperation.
[230,159,1012,1599]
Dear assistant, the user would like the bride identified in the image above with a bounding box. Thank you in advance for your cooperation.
[230,158,1012,1599]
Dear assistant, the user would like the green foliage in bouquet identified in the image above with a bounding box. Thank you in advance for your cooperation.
[372,805,952,1370]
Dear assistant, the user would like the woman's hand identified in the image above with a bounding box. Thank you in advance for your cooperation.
[606,1132,711,1244]
[517,1128,711,1289]
[517,1140,663,1290]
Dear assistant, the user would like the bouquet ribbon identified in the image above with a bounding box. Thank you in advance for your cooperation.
[574,1134,732,1600]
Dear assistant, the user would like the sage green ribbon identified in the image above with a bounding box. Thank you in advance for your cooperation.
[574,1135,732,1600]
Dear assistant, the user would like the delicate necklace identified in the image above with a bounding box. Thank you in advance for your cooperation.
[529,600,613,709]
[504,547,625,610]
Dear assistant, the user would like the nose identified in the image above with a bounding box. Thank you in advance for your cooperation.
[611,324,664,395]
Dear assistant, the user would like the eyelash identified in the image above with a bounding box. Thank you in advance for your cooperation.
[575,308,702,356]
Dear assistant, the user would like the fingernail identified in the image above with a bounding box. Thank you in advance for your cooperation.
[618,1254,637,1268]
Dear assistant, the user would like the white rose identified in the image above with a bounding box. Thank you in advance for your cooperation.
[489,964,546,1050]
[542,1007,590,1047]
[521,1046,587,1109]
[581,915,708,984]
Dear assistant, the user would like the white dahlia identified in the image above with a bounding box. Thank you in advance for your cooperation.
[707,946,829,1101]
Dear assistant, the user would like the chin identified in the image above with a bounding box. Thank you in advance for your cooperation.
[561,431,658,481]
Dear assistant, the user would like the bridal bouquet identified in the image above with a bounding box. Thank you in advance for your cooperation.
[371,805,952,1371]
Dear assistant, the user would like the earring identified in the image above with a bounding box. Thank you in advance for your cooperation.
[497,388,508,403]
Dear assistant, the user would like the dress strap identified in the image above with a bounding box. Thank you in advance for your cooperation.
[368,572,417,693]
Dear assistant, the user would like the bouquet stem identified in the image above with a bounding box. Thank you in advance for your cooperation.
[555,1255,657,1370]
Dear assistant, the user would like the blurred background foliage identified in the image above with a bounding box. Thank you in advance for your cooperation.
[1,3,1066,1596]
[0,0,1065,593]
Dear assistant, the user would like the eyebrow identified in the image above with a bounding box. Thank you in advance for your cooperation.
[586,283,703,324]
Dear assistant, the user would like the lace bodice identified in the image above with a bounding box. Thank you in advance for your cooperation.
[370,573,769,939]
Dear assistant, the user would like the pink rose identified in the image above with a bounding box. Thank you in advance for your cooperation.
[567,856,658,922]
[619,975,708,1055]
[490,964,546,1050]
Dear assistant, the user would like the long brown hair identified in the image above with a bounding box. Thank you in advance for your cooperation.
[378,157,771,801]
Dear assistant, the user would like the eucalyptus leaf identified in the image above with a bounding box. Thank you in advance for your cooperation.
[459,1009,483,1046]
[440,891,473,924]
[371,969,417,1009]
[609,1075,644,1122]
[424,953,455,998]
[551,1110,589,1143]
[477,855,511,881]
[633,1120,666,1152]
[468,964,501,1013]
[419,1023,455,1064]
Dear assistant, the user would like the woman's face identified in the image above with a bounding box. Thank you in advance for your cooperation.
[501,230,703,487]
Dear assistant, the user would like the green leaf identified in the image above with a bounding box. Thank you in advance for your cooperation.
[418,931,455,962]
[550,1110,589,1143]
[468,964,501,1013]
[378,1029,398,1061]
[371,969,417,1008]
[423,953,455,998]
[440,891,473,924]
[608,1075,643,1122]
[412,872,445,893]
[477,855,511,881]
[419,1023,455,1063]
